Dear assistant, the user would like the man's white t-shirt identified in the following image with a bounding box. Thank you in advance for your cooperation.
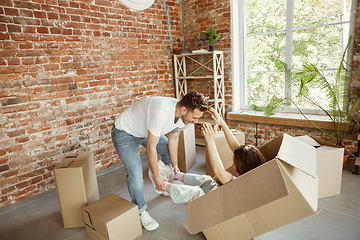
[114,97,185,137]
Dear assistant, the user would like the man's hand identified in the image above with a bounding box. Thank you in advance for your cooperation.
[173,165,180,175]
[209,107,225,127]
[154,174,169,192]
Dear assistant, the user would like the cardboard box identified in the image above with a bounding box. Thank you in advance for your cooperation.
[178,123,196,172]
[54,151,100,228]
[296,135,345,199]
[166,123,196,172]
[206,129,245,177]
[186,133,319,240]
[83,193,142,240]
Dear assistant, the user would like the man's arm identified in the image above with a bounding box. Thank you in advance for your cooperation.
[147,130,169,191]
[167,127,181,173]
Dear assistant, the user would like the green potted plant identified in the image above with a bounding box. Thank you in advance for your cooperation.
[251,37,360,154]
[200,26,224,51]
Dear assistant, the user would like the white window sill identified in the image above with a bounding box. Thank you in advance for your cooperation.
[227,110,340,130]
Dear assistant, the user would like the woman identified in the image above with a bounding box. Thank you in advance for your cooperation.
[149,107,266,204]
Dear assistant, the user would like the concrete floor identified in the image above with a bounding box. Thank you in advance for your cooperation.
[1,145,360,240]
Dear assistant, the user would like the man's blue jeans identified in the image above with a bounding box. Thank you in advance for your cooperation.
[111,125,171,214]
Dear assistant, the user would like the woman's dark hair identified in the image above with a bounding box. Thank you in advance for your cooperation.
[233,145,266,174]
[179,91,208,112]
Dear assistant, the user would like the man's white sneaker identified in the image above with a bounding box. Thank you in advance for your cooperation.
[140,211,159,231]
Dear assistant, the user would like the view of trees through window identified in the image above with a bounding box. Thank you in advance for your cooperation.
[244,0,353,111]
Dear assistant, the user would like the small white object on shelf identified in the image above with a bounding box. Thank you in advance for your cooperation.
[192,49,208,53]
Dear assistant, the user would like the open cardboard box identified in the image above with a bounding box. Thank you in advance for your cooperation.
[206,129,245,177]
[186,133,319,240]
[295,135,345,199]
[54,151,100,228]
[82,193,142,240]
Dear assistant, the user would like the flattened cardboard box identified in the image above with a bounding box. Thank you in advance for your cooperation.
[296,135,345,199]
[83,193,142,240]
[187,134,319,240]
[206,129,245,177]
[54,151,100,228]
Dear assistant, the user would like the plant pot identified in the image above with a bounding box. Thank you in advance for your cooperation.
[209,45,215,51]
[343,154,349,169]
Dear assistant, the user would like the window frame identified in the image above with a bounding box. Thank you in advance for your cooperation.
[231,0,357,115]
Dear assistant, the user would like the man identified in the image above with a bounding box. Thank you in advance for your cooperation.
[111,91,208,231]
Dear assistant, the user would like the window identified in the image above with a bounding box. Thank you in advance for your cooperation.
[232,0,356,114]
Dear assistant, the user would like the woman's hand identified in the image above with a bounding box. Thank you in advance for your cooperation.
[209,107,225,127]
[201,122,216,143]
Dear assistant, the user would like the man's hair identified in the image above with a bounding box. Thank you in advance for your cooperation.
[233,145,266,174]
[179,91,208,112]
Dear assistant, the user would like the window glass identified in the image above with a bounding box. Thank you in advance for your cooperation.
[293,0,352,28]
[241,0,353,112]
[246,72,285,106]
[292,24,347,70]
[246,0,287,35]
[246,33,286,72]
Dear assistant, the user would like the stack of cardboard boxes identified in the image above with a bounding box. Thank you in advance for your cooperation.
[53,131,345,240]
[54,151,142,240]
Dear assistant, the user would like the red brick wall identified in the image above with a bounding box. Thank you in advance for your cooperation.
[0,0,182,208]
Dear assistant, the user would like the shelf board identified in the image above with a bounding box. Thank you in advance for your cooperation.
[174,51,223,57]
[207,99,223,103]
[177,76,223,80]
[177,76,213,79]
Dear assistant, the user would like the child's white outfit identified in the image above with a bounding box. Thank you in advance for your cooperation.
[168,173,219,203]
[149,160,220,204]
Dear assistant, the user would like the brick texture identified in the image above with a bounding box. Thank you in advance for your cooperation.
[0,0,182,208]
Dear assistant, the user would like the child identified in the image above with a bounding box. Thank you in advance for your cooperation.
[149,107,266,203]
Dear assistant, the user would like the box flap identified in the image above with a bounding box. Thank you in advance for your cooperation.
[274,134,317,178]
[296,135,352,156]
[295,135,321,147]
[83,209,93,228]
[54,151,92,169]
[70,151,91,168]
[186,159,289,234]
[54,157,76,169]
[85,224,100,240]
[275,159,318,212]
